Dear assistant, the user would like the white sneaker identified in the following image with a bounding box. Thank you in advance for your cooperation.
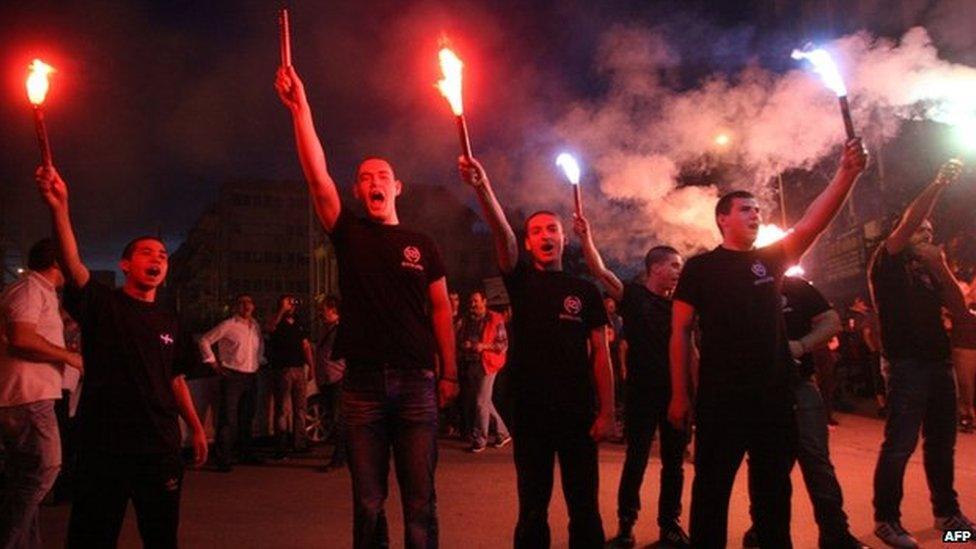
[874,521,919,549]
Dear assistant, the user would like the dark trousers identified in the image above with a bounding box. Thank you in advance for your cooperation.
[214,369,257,465]
[321,382,347,465]
[67,451,183,549]
[617,388,688,527]
[513,420,604,549]
[873,358,959,521]
[749,379,849,544]
[691,411,796,549]
[459,360,480,438]
[343,368,439,549]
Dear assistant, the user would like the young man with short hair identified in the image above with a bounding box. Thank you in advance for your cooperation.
[198,292,266,471]
[574,216,691,549]
[0,238,83,548]
[459,156,614,548]
[669,139,867,548]
[868,160,975,548]
[276,65,457,549]
[35,166,207,548]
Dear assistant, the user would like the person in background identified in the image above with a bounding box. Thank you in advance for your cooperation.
[266,295,314,459]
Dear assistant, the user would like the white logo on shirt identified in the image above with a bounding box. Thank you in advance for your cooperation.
[160,333,174,345]
[563,296,583,315]
[403,246,421,263]
[751,260,768,278]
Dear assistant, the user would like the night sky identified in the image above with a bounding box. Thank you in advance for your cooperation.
[1,0,972,273]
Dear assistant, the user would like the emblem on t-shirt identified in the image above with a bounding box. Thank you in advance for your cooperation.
[752,260,774,286]
[160,333,174,345]
[559,295,584,322]
[401,246,425,271]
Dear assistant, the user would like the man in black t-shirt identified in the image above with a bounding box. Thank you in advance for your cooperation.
[868,160,976,549]
[35,166,207,548]
[458,156,615,548]
[267,295,314,458]
[740,276,867,549]
[573,215,690,549]
[669,139,867,548]
[276,66,457,549]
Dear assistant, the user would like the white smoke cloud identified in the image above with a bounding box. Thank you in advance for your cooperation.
[550,24,976,262]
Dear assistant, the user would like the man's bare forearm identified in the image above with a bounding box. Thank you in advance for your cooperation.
[886,181,947,255]
[8,327,78,366]
[472,182,518,273]
[580,233,623,301]
[669,328,692,401]
[50,207,89,287]
[799,310,842,352]
[432,308,457,380]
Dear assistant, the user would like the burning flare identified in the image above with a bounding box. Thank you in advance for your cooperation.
[755,224,805,277]
[791,47,848,97]
[26,59,55,106]
[555,153,581,185]
[436,47,464,116]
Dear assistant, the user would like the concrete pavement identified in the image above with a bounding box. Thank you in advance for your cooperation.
[39,411,976,548]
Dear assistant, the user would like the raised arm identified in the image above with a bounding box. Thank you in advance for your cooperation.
[783,139,867,263]
[572,215,624,302]
[883,159,962,256]
[428,277,459,407]
[35,166,90,287]
[667,299,696,430]
[275,65,342,232]
[458,157,519,275]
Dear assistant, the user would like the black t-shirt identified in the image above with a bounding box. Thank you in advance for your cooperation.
[503,261,609,428]
[672,243,793,419]
[269,317,307,369]
[781,277,833,378]
[63,280,193,455]
[619,283,672,392]
[329,211,445,371]
[869,247,950,361]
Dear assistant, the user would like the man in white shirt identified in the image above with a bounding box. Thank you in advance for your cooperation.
[0,238,83,548]
[198,293,266,471]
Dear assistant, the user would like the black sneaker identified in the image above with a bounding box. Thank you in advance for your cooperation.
[821,531,873,548]
[607,523,635,548]
[659,521,690,548]
[742,526,759,548]
[874,521,918,549]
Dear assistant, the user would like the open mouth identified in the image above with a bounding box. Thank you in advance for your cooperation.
[748,222,759,231]
[540,243,555,253]
[368,190,385,206]
[146,266,162,277]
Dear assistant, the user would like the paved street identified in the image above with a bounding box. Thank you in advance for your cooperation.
[40,411,976,548]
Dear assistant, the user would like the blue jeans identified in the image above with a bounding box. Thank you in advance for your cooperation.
[0,399,61,549]
[873,358,959,521]
[471,368,509,448]
[343,368,439,549]
[749,379,850,544]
